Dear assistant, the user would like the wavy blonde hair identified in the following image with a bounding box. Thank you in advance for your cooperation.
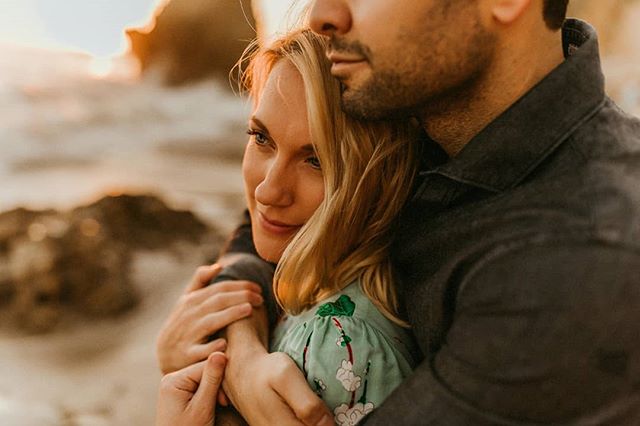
[238,29,420,326]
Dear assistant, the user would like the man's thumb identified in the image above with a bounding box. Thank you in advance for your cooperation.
[191,352,227,412]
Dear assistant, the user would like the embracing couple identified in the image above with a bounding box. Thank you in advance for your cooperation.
[155,1,640,425]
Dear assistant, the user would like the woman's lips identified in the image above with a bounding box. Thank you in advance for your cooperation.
[257,212,301,236]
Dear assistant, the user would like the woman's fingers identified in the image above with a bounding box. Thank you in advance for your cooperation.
[156,355,226,426]
[163,360,205,392]
[217,389,230,407]
[189,338,227,362]
[184,264,222,294]
[267,354,334,426]
[185,280,263,307]
[191,352,227,413]
[196,303,253,337]
[198,290,264,315]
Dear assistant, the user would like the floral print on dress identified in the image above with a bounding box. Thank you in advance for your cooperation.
[334,402,375,426]
[336,359,362,392]
[273,289,413,426]
[313,378,327,396]
[316,295,356,317]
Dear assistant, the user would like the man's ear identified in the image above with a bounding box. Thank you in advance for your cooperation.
[489,0,532,25]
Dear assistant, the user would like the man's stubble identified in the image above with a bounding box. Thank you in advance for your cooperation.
[338,4,498,123]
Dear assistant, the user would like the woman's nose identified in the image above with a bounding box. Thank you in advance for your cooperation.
[308,0,352,37]
[254,161,294,208]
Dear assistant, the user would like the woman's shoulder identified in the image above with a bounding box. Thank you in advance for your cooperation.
[270,282,418,422]
[271,282,418,365]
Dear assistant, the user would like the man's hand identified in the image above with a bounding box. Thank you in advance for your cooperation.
[223,322,334,426]
[156,352,226,426]
[156,264,264,374]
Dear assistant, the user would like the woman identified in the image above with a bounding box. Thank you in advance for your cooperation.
[156,29,420,425]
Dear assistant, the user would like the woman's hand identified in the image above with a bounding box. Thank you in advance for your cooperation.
[156,264,264,374]
[156,352,226,426]
[223,346,334,426]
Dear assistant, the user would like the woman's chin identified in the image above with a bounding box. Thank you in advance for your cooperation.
[255,244,284,264]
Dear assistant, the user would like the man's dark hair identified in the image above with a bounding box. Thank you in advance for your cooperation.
[543,0,569,30]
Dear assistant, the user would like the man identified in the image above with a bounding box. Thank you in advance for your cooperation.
[160,0,640,424]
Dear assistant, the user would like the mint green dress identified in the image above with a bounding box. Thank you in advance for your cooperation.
[270,283,418,426]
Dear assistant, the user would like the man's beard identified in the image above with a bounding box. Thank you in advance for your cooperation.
[338,28,497,123]
[339,70,421,121]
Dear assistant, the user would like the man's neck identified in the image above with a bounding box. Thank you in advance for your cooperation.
[421,28,566,158]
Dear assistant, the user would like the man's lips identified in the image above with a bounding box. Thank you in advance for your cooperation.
[327,52,365,63]
[257,212,301,235]
[327,52,367,76]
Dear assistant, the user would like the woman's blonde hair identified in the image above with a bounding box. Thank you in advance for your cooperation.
[238,29,420,326]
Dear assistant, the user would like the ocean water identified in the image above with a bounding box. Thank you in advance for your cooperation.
[1,44,250,233]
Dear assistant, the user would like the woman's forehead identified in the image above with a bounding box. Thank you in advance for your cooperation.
[251,61,310,143]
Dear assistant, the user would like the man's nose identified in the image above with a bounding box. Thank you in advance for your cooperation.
[308,0,352,37]
[254,162,294,208]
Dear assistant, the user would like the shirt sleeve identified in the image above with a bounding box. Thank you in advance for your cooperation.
[210,209,278,327]
[218,209,258,257]
[275,297,415,425]
[362,241,640,424]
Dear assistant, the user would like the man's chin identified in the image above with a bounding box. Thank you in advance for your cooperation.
[340,90,391,121]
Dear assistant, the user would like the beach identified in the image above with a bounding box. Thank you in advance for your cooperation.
[0,45,248,425]
[1,2,640,423]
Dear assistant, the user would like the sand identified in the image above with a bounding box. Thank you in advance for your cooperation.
[0,245,213,425]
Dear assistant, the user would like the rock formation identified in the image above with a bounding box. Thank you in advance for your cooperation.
[0,194,217,333]
[126,0,257,86]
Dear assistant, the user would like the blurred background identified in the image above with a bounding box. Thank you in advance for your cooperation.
[0,0,638,424]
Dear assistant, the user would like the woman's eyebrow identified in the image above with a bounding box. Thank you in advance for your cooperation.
[300,144,315,153]
[249,116,270,136]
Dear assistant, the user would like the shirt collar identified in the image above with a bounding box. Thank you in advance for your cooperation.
[421,19,606,193]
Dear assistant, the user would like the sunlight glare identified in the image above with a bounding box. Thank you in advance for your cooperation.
[88,55,116,79]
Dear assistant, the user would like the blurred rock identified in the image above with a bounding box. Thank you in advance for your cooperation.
[69,194,208,250]
[8,235,65,331]
[127,0,256,86]
[0,194,217,333]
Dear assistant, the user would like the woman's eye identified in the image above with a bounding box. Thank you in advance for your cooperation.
[246,129,269,146]
[306,156,321,170]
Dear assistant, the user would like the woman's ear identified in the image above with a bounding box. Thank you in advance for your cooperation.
[489,0,533,25]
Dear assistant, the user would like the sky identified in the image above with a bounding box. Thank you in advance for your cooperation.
[0,0,304,57]
[0,0,163,55]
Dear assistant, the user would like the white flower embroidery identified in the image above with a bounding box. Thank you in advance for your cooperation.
[313,378,327,393]
[335,360,361,392]
[333,402,374,425]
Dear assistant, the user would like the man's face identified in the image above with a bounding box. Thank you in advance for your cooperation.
[309,0,497,120]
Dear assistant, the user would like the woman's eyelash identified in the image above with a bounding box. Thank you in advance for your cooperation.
[306,157,321,169]
[246,129,269,145]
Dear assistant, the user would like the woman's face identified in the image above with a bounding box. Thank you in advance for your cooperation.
[242,60,325,263]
